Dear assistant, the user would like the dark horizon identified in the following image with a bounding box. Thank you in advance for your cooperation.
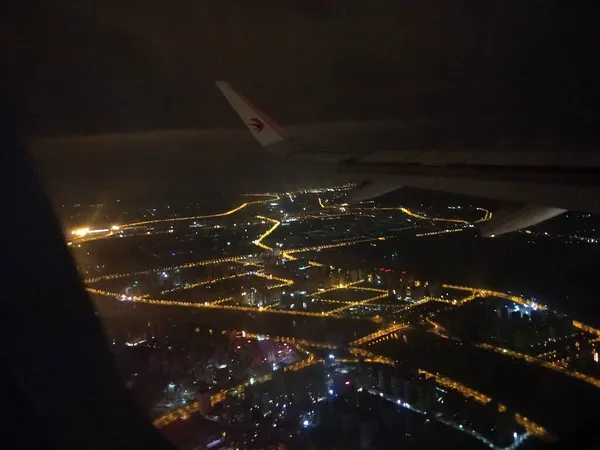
[5,1,596,137]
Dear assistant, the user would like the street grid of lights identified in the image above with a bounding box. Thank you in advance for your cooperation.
[72,189,594,444]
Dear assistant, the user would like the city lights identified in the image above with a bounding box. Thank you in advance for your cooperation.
[85,255,251,284]
[153,338,322,429]
[441,284,546,310]
[71,187,598,447]
[360,204,490,226]
[71,227,90,237]
[88,286,347,318]
[160,272,251,294]
[418,369,493,405]
[325,293,388,316]
[121,193,280,229]
[350,323,408,346]
[477,342,600,390]
[253,215,281,251]
[243,332,339,350]
[285,236,387,255]
[416,228,464,237]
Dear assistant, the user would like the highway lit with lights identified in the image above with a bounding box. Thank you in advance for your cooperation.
[476,342,600,390]
[325,292,389,315]
[252,215,282,251]
[121,194,280,229]
[89,288,346,318]
[350,323,409,346]
[360,205,490,225]
[67,194,280,246]
[84,255,250,284]
[284,236,387,255]
[415,228,464,237]
[159,272,250,294]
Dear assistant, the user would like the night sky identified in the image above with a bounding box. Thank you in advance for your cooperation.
[2,1,598,202]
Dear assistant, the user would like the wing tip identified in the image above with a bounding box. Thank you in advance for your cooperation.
[214,80,290,149]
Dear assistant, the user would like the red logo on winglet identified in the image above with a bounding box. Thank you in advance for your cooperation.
[248,118,264,132]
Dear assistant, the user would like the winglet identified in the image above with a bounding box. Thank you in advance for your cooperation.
[216,81,289,148]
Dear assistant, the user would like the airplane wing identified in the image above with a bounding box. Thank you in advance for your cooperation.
[215,81,354,162]
[215,81,402,200]
[216,81,600,234]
